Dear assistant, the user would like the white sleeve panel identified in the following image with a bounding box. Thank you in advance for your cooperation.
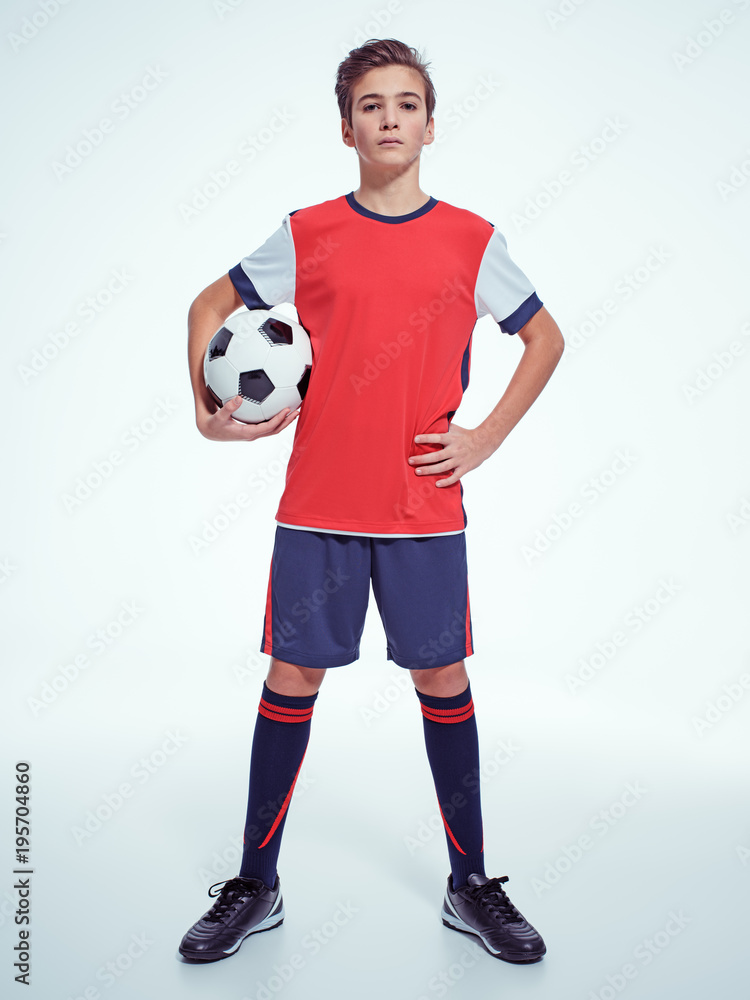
[230,213,297,308]
[474,228,538,330]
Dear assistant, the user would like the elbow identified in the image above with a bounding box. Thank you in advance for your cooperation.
[553,327,565,359]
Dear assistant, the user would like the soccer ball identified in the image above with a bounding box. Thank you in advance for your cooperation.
[204,309,312,423]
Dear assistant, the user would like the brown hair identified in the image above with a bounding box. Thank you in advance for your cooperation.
[335,38,436,128]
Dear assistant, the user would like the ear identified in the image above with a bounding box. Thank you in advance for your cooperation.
[341,118,356,148]
[422,116,435,146]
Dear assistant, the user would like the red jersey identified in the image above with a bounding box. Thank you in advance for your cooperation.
[229,192,542,536]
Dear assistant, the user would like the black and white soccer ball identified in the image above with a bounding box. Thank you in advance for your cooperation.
[203,309,312,423]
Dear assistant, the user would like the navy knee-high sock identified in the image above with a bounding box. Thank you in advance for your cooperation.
[239,682,318,888]
[415,683,485,888]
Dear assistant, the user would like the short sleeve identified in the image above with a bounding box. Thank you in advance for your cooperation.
[228,213,296,309]
[474,227,543,334]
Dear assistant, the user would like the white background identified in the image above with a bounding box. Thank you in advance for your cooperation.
[1,0,748,997]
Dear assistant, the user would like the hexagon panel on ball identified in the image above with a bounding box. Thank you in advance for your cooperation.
[231,309,269,342]
[264,345,305,389]
[226,330,270,374]
[291,328,313,366]
[205,355,240,404]
[260,385,303,421]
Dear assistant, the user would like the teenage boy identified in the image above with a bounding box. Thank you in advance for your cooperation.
[179,37,564,966]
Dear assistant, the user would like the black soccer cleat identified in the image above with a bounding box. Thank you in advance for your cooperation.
[441,873,546,963]
[178,875,284,962]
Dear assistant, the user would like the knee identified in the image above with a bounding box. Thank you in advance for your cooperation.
[266,658,326,697]
[411,660,468,697]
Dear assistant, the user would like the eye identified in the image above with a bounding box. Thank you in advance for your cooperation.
[361,102,419,112]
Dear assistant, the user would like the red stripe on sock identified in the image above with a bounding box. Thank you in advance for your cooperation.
[439,802,466,855]
[422,706,474,724]
[258,703,314,724]
[420,699,474,724]
[260,697,314,717]
[258,751,307,849]
[420,699,473,717]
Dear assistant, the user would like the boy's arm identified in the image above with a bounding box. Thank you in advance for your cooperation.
[408,305,564,487]
[187,273,299,442]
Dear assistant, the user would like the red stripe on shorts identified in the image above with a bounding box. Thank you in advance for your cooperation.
[263,560,274,653]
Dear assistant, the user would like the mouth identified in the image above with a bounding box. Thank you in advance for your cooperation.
[379,138,402,145]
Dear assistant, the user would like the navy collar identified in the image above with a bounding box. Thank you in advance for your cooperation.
[346,191,438,224]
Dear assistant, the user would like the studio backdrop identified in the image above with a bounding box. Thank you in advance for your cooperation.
[1,1,747,998]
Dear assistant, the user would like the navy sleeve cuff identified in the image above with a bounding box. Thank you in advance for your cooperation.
[499,292,543,335]
[228,263,272,311]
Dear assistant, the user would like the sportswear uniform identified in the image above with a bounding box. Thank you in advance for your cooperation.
[187,190,550,912]
[228,191,542,669]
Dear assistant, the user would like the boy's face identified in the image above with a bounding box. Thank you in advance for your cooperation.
[341,65,434,167]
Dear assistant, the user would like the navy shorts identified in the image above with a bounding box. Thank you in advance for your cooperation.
[260,526,474,669]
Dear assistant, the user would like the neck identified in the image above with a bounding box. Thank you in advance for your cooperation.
[352,174,429,217]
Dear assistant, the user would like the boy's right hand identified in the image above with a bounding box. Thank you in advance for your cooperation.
[197,395,300,442]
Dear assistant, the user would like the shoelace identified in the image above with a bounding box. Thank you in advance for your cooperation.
[464,876,525,924]
[204,877,263,923]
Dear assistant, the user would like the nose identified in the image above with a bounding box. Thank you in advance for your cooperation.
[381,105,398,130]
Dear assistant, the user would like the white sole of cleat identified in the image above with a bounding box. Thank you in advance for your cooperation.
[441,907,502,956]
[220,901,286,954]
[441,900,545,963]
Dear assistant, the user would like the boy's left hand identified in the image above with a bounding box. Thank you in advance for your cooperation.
[408,424,495,488]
